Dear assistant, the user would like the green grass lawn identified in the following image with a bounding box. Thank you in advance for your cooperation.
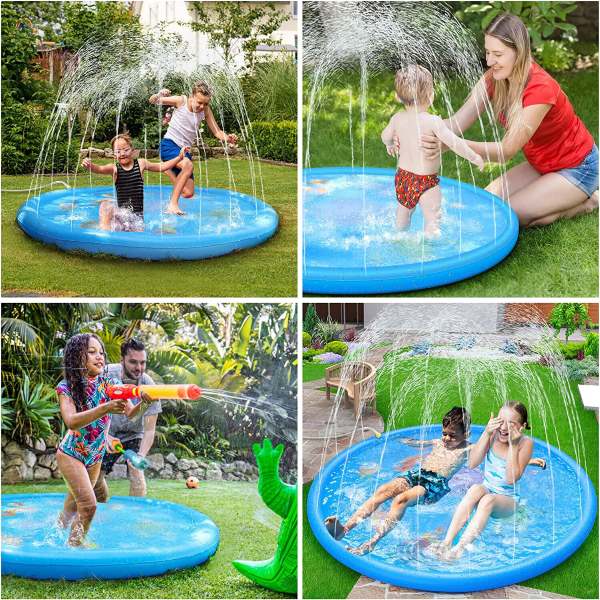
[1,158,296,297]
[1,478,291,599]
[303,357,598,598]
[304,68,599,297]
[302,361,331,382]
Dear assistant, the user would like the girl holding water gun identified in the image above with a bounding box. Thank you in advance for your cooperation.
[55,333,150,546]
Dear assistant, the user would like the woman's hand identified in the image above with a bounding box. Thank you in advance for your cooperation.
[105,399,128,414]
[159,88,171,97]
[82,158,92,170]
[421,133,445,160]
[474,155,485,172]
[226,133,238,146]
[485,412,503,436]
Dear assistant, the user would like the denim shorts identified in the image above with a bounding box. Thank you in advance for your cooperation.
[556,144,598,197]
[159,138,194,180]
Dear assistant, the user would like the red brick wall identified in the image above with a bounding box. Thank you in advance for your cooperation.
[504,303,599,324]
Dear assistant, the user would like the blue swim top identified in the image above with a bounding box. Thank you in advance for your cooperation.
[483,440,521,501]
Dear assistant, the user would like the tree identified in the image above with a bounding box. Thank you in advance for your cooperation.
[188,1,287,68]
[548,303,591,342]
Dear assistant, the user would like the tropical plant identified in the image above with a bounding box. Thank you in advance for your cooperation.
[548,303,591,342]
[1,392,16,432]
[154,412,196,457]
[4,374,60,443]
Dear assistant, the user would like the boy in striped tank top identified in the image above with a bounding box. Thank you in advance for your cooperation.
[82,134,189,231]
[434,401,544,560]
[150,81,238,215]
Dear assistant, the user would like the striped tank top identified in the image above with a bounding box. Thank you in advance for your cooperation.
[483,441,521,501]
[164,97,205,148]
[116,159,144,215]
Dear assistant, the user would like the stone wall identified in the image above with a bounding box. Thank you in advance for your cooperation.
[1,435,258,484]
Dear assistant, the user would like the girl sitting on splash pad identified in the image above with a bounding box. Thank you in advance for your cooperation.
[82,134,190,231]
[150,81,239,215]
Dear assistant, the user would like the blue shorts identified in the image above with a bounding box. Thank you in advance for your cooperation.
[159,138,194,180]
[401,467,450,504]
[556,144,598,197]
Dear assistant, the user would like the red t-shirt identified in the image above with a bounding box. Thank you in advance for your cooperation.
[487,62,593,174]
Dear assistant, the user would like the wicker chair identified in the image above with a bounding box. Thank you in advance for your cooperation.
[325,361,376,417]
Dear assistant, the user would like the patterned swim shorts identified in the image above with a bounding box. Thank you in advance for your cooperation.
[395,168,440,210]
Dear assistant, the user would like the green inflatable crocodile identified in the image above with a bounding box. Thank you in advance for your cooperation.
[232,438,297,594]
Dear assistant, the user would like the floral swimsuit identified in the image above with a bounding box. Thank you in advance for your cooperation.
[395,168,440,210]
[57,374,115,467]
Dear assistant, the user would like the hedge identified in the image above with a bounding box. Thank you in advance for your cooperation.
[249,120,296,163]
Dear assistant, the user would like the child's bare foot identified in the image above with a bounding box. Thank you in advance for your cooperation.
[424,227,441,240]
[165,205,186,216]
[429,541,450,558]
[446,545,464,560]
[57,511,75,529]
[347,541,375,555]
[324,516,347,540]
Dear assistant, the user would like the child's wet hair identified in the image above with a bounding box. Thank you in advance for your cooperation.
[192,81,212,97]
[395,65,434,106]
[442,406,471,435]
[63,333,106,412]
[502,401,530,429]
[111,133,133,150]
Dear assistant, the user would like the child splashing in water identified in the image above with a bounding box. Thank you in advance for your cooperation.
[82,134,190,231]
[381,65,484,238]
[149,81,238,215]
[325,407,473,555]
[55,333,149,546]
[433,401,534,560]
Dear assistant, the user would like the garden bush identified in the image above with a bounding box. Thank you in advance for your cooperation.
[558,340,585,360]
[304,304,319,336]
[313,317,343,345]
[564,355,599,382]
[313,352,344,364]
[534,40,576,72]
[303,331,312,348]
[303,348,325,362]
[584,333,599,359]
[249,120,296,163]
[324,340,348,356]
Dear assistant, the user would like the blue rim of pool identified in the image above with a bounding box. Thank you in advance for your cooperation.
[1,494,220,580]
[16,185,279,261]
[307,425,597,593]
[303,167,519,295]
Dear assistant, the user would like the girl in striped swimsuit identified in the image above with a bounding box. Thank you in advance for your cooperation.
[435,401,538,559]
[82,133,189,231]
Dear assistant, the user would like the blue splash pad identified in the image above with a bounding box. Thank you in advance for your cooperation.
[303,167,519,294]
[307,425,597,593]
[1,494,219,580]
[16,185,278,260]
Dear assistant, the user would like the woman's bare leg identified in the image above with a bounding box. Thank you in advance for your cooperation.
[56,452,102,546]
[448,493,516,558]
[128,464,147,497]
[486,161,541,200]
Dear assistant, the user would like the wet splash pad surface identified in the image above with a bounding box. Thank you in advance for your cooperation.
[1,494,219,580]
[16,185,278,260]
[307,425,597,593]
[303,168,519,294]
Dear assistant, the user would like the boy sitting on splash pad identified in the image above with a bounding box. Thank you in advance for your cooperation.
[325,407,473,555]
[82,134,189,231]
[382,65,484,238]
[149,81,238,216]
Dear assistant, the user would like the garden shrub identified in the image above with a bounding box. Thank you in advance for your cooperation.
[249,120,296,163]
[558,341,585,360]
[549,303,591,341]
[324,340,348,356]
[584,333,599,359]
[303,348,325,362]
[303,331,312,348]
[304,304,319,336]
[534,40,576,72]
[564,355,599,382]
[313,317,343,345]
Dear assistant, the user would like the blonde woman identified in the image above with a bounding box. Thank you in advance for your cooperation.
[421,13,598,227]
